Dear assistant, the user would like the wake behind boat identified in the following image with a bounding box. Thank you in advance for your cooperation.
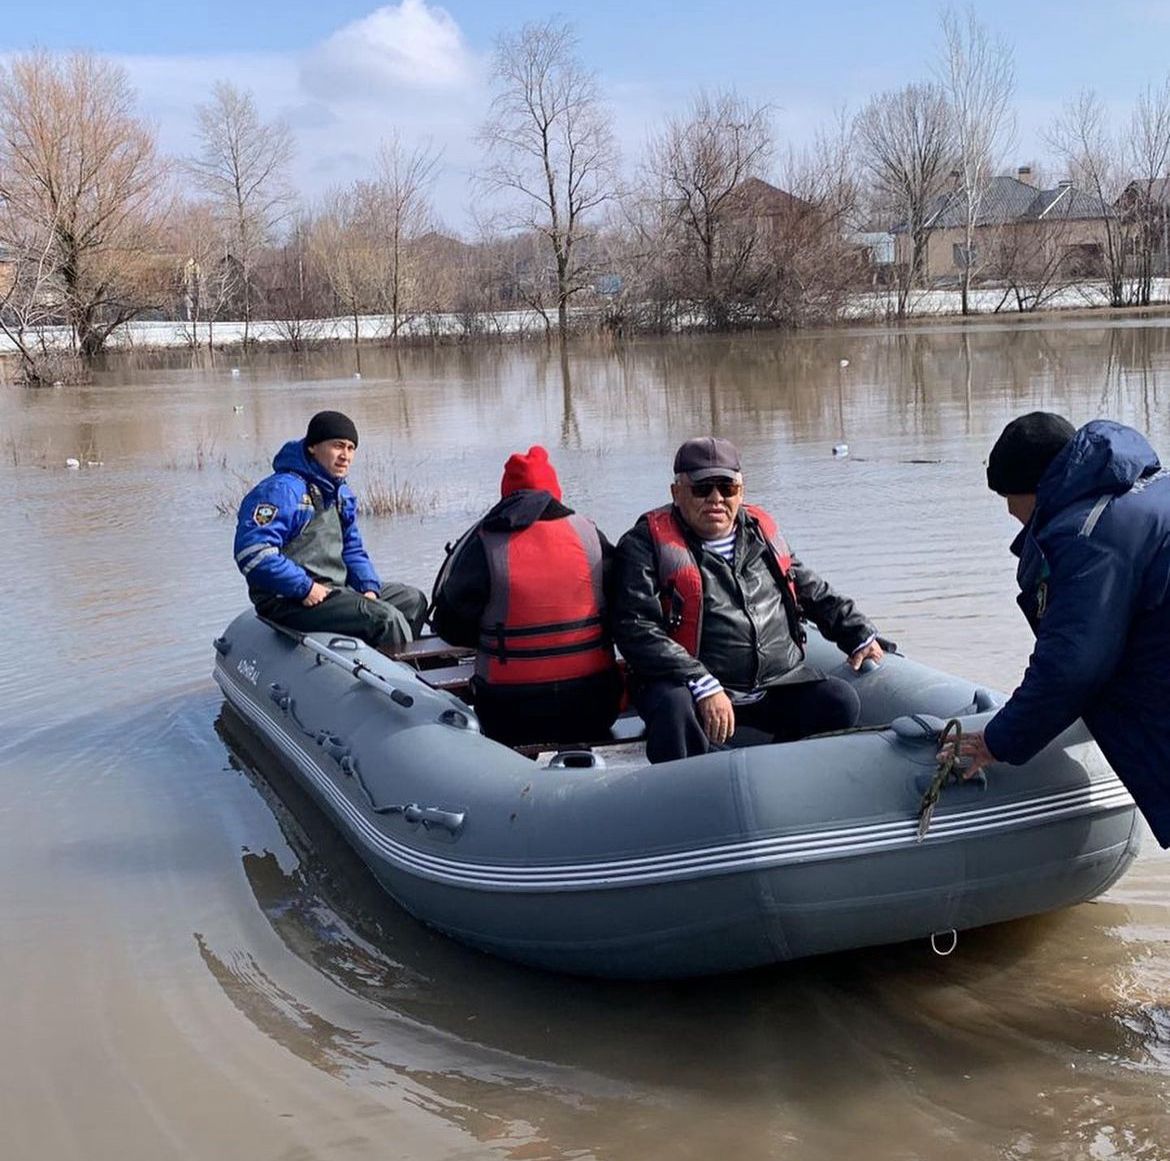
[212,611,1139,979]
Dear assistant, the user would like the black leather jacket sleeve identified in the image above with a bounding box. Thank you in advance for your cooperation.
[789,554,876,655]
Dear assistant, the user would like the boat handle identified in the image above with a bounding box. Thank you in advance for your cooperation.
[547,749,606,770]
[380,802,466,835]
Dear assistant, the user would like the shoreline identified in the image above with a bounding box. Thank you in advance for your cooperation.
[4,289,1170,370]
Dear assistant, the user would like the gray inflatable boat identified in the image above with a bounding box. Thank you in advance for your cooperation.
[212,611,1139,978]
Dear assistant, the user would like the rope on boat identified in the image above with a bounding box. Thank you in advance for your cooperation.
[917,718,963,841]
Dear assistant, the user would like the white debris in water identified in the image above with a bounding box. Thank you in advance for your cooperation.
[833,443,849,458]
[839,358,849,368]
[65,458,80,469]
[232,404,244,412]
[353,372,362,380]
[230,367,240,376]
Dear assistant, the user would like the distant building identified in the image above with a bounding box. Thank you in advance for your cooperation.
[1116,176,1170,276]
[893,169,1111,283]
[723,176,815,239]
[0,244,17,302]
[847,231,896,284]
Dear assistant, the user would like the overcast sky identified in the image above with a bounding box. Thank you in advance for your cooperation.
[3,0,1168,231]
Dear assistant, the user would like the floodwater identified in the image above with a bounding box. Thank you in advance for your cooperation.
[4,320,1170,1160]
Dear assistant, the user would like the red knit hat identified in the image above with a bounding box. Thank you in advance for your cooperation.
[501,445,562,500]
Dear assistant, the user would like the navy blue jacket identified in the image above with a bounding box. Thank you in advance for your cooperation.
[984,421,1170,845]
[233,439,381,600]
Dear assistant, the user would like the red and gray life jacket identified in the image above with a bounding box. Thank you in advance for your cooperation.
[644,503,805,656]
[476,514,617,685]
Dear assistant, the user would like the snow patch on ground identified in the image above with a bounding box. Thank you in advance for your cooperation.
[4,280,1170,356]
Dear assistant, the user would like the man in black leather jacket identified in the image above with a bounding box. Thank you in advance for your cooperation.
[612,436,884,764]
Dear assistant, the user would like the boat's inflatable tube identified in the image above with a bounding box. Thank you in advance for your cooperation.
[213,612,1139,978]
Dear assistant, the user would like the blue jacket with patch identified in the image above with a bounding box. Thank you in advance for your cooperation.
[233,439,381,600]
[984,420,1170,845]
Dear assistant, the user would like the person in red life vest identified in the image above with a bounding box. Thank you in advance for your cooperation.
[430,445,624,747]
[611,436,885,764]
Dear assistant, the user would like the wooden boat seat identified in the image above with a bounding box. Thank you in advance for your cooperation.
[387,635,647,757]
[416,660,476,692]
[382,635,474,671]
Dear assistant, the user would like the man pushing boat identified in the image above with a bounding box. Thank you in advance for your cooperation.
[950,413,1170,849]
[612,436,885,764]
[232,410,427,649]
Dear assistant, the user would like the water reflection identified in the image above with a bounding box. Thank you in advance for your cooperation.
[8,319,1170,1159]
[213,702,1170,1159]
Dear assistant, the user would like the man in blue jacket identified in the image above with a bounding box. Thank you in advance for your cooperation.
[233,410,427,649]
[955,412,1170,846]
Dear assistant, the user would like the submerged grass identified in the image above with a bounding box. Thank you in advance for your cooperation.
[164,432,229,471]
[213,462,438,518]
[358,470,436,517]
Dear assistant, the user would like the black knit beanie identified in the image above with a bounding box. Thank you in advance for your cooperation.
[986,412,1076,495]
[305,410,359,449]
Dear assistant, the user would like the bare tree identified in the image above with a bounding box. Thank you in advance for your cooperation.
[1049,90,1128,306]
[855,83,955,315]
[371,134,440,336]
[0,212,70,382]
[938,7,1016,314]
[172,199,240,349]
[768,114,866,325]
[1122,77,1170,305]
[645,89,773,327]
[0,51,171,366]
[478,19,618,341]
[189,81,295,343]
[311,184,380,352]
[258,214,326,352]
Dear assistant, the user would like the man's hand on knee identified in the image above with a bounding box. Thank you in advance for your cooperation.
[302,582,332,607]
[697,691,735,746]
[363,591,378,599]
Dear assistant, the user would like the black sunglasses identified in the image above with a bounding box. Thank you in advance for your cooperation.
[688,480,742,499]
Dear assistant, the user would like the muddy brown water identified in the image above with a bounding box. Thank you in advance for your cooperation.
[4,322,1170,1160]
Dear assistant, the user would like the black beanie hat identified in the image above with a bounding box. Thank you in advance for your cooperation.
[305,410,359,449]
[986,411,1076,495]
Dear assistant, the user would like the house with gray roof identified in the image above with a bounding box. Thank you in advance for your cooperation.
[894,169,1112,284]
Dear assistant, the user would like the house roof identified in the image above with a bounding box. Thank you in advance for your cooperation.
[1022,184,1108,221]
[923,176,1038,228]
[903,175,1109,233]
[726,177,812,217]
[1122,176,1170,206]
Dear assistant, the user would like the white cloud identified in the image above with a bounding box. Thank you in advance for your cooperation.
[302,0,476,99]
[108,4,490,229]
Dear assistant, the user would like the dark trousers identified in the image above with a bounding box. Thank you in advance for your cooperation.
[254,581,428,650]
[636,677,861,765]
[471,667,625,748]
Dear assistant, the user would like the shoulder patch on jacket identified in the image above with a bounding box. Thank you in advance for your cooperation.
[252,502,277,526]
